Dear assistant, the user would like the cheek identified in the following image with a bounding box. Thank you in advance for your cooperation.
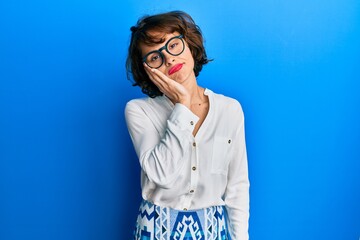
[184,49,195,65]
[158,66,168,75]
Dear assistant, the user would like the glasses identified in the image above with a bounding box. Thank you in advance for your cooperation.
[142,35,185,69]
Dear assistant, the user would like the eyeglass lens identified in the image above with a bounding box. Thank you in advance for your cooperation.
[145,37,184,68]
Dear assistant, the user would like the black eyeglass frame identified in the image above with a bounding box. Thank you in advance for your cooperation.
[142,35,185,69]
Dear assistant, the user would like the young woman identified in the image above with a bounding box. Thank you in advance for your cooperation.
[125,10,249,240]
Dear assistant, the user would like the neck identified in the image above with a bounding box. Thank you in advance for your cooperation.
[182,76,206,105]
[190,86,206,104]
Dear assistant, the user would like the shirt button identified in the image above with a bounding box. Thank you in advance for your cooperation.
[190,121,194,125]
[228,139,231,144]
[192,166,196,171]
[190,190,194,193]
[192,142,196,147]
[183,208,188,211]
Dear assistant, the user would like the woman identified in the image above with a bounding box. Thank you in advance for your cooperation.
[125,10,249,240]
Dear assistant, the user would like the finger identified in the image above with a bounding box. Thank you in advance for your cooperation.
[143,63,168,81]
[143,64,171,87]
[142,64,184,98]
[150,68,171,84]
[143,64,160,82]
[143,63,155,77]
[143,64,168,90]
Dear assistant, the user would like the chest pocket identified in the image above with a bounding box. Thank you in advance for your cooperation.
[211,136,233,174]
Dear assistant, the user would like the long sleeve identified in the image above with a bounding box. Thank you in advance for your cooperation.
[224,106,250,240]
[125,100,199,188]
[124,90,250,230]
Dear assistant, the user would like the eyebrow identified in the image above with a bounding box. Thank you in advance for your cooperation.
[141,38,168,55]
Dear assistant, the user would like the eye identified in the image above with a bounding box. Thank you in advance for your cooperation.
[169,42,178,50]
[150,55,160,62]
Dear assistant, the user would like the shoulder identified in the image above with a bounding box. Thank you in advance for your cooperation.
[124,97,155,118]
[125,97,148,109]
[208,89,244,116]
[124,95,170,117]
[125,97,146,113]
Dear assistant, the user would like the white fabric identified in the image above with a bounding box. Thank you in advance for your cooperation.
[125,88,249,240]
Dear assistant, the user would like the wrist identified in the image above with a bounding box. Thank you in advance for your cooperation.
[179,99,191,109]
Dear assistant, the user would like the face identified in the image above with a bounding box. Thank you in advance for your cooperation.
[140,32,195,83]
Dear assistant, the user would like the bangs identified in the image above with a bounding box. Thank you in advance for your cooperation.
[137,25,181,45]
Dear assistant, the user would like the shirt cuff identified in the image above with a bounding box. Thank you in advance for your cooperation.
[168,103,199,131]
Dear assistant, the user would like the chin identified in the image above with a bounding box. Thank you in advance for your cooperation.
[174,77,185,84]
[173,73,188,83]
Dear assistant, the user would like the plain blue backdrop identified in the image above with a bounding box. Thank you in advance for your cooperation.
[1,0,359,239]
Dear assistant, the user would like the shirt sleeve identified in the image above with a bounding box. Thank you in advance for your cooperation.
[224,105,250,240]
[125,100,199,188]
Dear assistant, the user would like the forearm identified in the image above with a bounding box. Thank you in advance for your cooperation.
[126,102,199,188]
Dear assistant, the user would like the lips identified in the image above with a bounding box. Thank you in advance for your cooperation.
[168,63,183,75]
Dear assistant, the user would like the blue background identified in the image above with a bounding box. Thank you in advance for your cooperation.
[1,0,359,239]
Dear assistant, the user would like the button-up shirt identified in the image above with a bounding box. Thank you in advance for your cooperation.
[125,88,249,239]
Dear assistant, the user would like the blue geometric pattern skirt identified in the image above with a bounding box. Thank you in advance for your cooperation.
[133,199,232,240]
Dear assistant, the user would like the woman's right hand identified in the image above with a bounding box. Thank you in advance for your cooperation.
[144,64,191,108]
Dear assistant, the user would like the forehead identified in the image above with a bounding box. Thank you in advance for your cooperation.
[139,31,179,55]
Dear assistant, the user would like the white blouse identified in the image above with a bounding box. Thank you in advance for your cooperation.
[125,88,249,239]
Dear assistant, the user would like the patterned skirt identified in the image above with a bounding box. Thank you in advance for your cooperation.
[133,199,232,240]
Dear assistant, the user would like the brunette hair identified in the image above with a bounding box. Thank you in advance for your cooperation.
[126,11,211,98]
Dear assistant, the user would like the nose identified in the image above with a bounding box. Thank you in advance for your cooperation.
[162,51,175,67]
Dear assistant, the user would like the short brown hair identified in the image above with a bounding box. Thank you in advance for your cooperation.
[126,11,211,98]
